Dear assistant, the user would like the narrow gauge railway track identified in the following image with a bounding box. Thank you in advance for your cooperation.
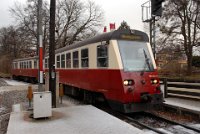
[97,106,168,134]
[143,112,200,133]
[96,105,200,134]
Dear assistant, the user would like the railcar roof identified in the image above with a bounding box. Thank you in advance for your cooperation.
[13,29,149,61]
[56,29,149,54]
[13,56,38,62]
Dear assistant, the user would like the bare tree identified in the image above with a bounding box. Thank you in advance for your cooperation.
[10,0,50,55]
[0,26,34,58]
[118,21,130,30]
[55,0,104,48]
[10,0,104,51]
[157,0,200,75]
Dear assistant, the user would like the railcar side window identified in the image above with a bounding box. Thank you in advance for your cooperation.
[97,45,108,67]
[56,55,61,68]
[81,49,89,68]
[66,53,71,68]
[27,61,29,68]
[29,61,32,69]
[61,54,65,68]
[34,60,37,69]
[24,62,26,69]
[73,51,79,68]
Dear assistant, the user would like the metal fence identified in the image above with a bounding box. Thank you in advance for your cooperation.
[160,78,200,100]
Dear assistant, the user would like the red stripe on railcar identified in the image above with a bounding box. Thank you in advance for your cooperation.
[11,69,38,78]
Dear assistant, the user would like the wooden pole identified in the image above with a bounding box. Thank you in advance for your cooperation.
[49,0,56,107]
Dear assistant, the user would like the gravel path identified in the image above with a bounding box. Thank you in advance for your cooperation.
[0,79,9,87]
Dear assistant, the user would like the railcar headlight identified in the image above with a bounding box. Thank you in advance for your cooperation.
[151,79,159,84]
[123,80,129,86]
[123,80,134,86]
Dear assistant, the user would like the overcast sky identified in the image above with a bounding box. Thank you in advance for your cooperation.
[0,0,148,31]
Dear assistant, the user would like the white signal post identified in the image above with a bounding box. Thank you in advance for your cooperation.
[38,0,43,91]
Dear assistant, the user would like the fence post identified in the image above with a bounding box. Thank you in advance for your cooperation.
[164,78,168,98]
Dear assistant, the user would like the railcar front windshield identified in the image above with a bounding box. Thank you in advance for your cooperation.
[118,40,155,72]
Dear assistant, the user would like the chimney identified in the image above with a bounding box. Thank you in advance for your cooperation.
[109,23,116,31]
[103,26,107,32]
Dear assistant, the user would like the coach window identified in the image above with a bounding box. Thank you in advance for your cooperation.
[56,55,61,68]
[97,45,108,67]
[26,61,28,69]
[81,49,89,68]
[34,61,36,68]
[73,51,79,68]
[66,53,71,68]
[61,54,65,68]
[24,62,26,69]
[29,61,32,69]
[34,60,38,69]
[15,63,17,69]
[27,61,29,68]
[25,61,28,68]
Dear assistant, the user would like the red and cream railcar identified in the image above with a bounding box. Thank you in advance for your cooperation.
[12,29,163,113]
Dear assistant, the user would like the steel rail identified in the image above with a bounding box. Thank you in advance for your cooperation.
[145,112,200,133]
[99,107,167,134]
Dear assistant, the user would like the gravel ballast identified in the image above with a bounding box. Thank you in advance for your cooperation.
[0,85,38,134]
[0,79,9,87]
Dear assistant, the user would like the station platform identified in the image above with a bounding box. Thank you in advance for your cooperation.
[160,84,200,115]
[7,105,143,134]
[164,98,200,115]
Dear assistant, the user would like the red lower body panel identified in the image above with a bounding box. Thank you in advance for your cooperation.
[57,69,160,103]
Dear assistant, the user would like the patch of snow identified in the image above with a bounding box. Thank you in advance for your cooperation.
[4,79,27,86]
[167,125,198,134]
[190,124,200,130]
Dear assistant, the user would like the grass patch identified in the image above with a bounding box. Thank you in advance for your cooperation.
[0,72,11,78]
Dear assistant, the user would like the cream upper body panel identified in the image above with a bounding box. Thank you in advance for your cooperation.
[54,40,123,70]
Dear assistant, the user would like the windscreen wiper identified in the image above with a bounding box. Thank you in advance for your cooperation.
[140,49,152,76]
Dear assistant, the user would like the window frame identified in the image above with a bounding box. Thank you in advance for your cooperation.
[73,51,79,68]
[81,48,89,68]
[61,54,65,68]
[97,45,108,68]
[56,55,61,68]
[66,53,71,68]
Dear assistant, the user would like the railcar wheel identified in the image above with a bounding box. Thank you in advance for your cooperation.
[83,90,95,104]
